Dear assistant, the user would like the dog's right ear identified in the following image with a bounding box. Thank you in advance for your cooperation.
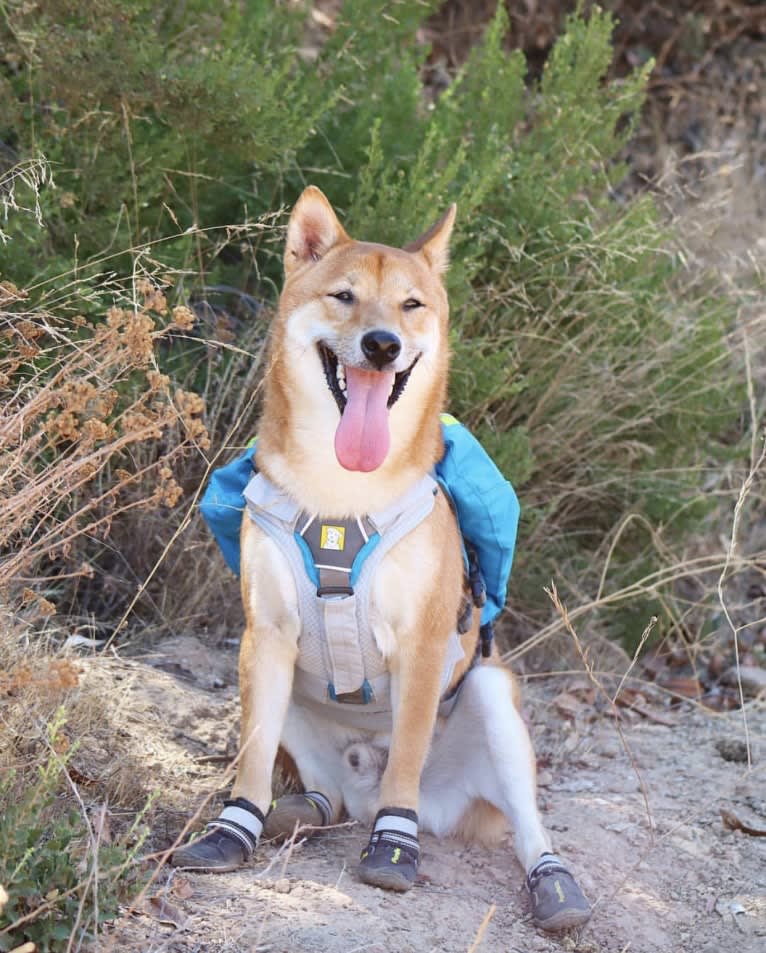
[284,186,350,276]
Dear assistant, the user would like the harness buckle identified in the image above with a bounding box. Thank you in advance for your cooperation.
[317,584,354,597]
[480,621,494,658]
[465,542,487,609]
[328,678,375,704]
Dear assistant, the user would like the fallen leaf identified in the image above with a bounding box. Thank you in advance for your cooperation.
[68,766,97,787]
[642,652,670,679]
[720,808,766,837]
[624,699,676,727]
[171,876,194,900]
[721,665,766,698]
[658,675,702,700]
[139,895,189,929]
[553,692,583,720]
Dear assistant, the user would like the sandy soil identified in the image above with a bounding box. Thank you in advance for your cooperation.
[81,635,765,953]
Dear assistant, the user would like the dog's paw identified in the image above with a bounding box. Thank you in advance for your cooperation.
[527,854,591,931]
[358,807,420,893]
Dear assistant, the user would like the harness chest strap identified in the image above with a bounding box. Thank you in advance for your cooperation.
[243,472,466,706]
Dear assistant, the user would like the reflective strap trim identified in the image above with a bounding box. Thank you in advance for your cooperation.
[373,813,419,839]
[206,819,256,855]
[371,830,420,852]
[527,853,566,880]
[304,791,333,826]
[218,804,264,840]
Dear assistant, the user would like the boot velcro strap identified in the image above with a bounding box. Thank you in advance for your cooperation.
[373,807,418,833]
[527,854,570,888]
[206,798,265,855]
[370,829,419,853]
[370,807,419,856]
[206,819,257,855]
[372,811,418,840]
[303,790,333,827]
[223,797,265,825]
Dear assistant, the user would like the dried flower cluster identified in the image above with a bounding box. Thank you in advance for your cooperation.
[0,658,80,701]
[1,280,211,597]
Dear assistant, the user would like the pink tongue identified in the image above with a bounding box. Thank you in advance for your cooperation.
[334,366,394,472]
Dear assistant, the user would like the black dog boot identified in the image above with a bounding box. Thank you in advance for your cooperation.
[526,853,592,931]
[263,790,333,840]
[170,798,264,872]
[358,807,419,892]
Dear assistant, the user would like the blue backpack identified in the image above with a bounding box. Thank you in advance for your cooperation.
[200,415,519,644]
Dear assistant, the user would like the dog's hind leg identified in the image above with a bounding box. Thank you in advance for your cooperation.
[420,664,591,931]
[422,664,549,866]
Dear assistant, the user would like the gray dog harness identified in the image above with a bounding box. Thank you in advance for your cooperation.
[243,472,466,720]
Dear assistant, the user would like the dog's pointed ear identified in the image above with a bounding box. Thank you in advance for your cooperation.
[284,186,350,276]
[405,204,457,275]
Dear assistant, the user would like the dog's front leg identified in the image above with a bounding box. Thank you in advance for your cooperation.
[230,617,298,813]
[171,526,299,871]
[358,629,448,892]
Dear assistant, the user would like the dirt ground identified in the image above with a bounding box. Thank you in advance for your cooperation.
[78,634,765,953]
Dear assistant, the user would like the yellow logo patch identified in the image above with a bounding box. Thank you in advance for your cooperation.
[320,525,346,551]
[554,879,565,903]
[391,847,401,864]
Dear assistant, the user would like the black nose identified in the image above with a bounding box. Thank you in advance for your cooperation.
[361,330,402,369]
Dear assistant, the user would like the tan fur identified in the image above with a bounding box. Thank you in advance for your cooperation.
[455,799,509,847]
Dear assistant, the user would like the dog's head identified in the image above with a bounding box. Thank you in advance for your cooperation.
[271,186,456,474]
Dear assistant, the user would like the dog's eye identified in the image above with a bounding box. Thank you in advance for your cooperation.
[402,298,423,311]
[329,290,354,304]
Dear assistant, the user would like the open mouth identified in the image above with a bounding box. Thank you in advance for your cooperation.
[318,343,419,415]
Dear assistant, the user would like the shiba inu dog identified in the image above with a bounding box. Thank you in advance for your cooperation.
[171,187,591,932]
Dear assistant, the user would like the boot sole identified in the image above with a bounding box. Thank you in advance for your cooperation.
[169,846,245,873]
[533,906,592,932]
[357,863,415,892]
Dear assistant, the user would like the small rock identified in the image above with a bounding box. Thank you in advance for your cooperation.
[537,769,553,787]
[721,665,766,697]
[715,897,746,918]
[715,739,751,763]
[273,878,291,894]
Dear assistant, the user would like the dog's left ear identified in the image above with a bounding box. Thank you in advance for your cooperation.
[405,204,457,275]
[285,186,350,276]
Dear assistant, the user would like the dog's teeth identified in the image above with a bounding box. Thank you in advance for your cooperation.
[336,364,347,392]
